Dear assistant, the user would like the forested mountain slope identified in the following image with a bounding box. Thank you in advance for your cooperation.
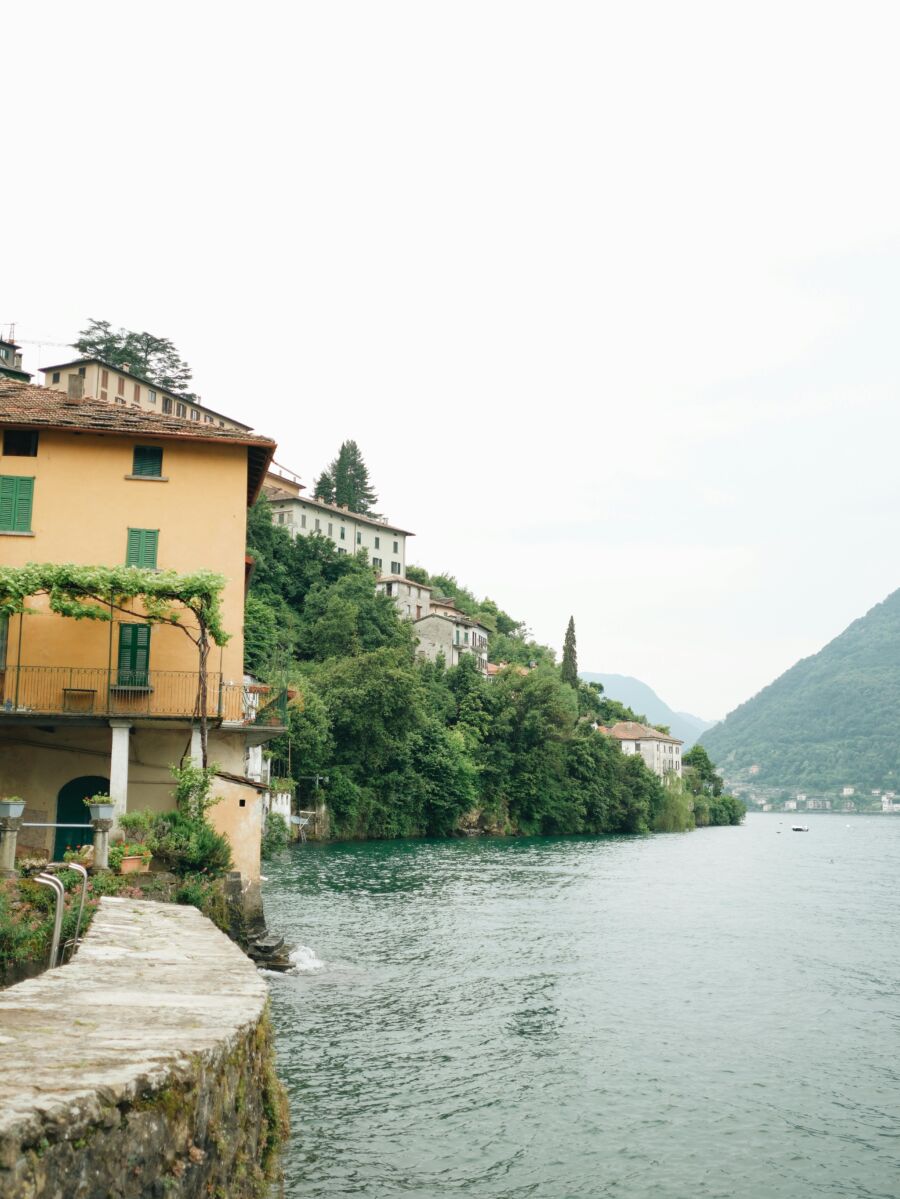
[701,588,900,791]
[580,673,714,747]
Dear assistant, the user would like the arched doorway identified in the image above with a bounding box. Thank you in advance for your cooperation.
[54,776,110,860]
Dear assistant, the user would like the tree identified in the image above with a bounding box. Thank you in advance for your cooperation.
[74,318,195,396]
[683,745,724,796]
[314,440,380,515]
[561,616,578,688]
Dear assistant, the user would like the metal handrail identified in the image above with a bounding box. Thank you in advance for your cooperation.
[34,873,65,969]
[45,862,89,963]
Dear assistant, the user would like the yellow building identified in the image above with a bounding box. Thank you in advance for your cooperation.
[0,380,279,881]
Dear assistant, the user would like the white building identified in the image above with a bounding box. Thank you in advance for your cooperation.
[376,575,432,621]
[267,485,412,574]
[414,612,490,674]
[601,721,683,779]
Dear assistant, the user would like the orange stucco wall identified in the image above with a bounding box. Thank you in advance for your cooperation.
[0,429,247,685]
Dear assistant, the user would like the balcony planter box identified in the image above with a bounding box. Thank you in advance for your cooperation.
[0,800,25,820]
[88,802,115,822]
[118,854,150,875]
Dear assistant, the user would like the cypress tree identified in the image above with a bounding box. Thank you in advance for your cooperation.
[561,616,578,688]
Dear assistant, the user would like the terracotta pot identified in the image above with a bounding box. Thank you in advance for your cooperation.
[118,855,150,875]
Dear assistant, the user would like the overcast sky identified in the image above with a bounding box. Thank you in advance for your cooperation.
[5,1,900,719]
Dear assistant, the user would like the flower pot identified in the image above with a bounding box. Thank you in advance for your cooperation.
[118,855,150,875]
[0,800,25,820]
[88,803,116,822]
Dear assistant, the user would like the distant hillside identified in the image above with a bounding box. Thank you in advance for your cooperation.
[701,588,900,791]
[580,673,715,748]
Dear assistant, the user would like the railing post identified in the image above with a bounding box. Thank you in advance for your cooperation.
[0,814,22,879]
[91,818,112,871]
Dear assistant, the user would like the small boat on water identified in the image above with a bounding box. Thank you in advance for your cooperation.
[791,825,810,832]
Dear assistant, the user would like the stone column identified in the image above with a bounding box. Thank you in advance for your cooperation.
[0,815,21,879]
[91,819,113,872]
[190,725,203,767]
[109,720,132,823]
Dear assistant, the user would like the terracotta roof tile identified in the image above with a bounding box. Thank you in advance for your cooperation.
[602,721,683,744]
[0,379,274,448]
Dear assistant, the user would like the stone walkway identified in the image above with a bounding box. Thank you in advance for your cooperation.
[0,898,267,1169]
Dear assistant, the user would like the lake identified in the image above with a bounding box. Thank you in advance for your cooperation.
[262,814,900,1198]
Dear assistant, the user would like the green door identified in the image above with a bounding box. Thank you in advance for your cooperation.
[54,775,109,860]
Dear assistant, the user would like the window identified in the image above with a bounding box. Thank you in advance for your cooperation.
[148,389,157,405]
[356,532,361,544]
[68,375,84,399]
[277,513,285,524]
[0,476,34,532]
[78,367,86,377]
[132,445,163,477]
[51,372,60,383]
[337,547,347,555]
[191,409,199,422]
[117,376,125,396]
[373,556,382,568]
[133,383,141,403]
[393,540,399,553]
[340,527,346,540]
[390,561,401,574]
[385,583,393,596]
[176,402,186,418]
[315,518,321,531]
[204,414,213,423]
[100,391,108,401]
[116,624,150,687]
[374,536,380,549]
[300,515,307,529]
[162,396,173,414]
[3,430,38,457]
[327,522,333,536]
[125,528,159,568]
[101,369,109,388]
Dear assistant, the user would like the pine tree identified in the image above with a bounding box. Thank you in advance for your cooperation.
[314,467,335,502]
[561,616,578,688]
[315,440,380,515]
[74,318,195,396]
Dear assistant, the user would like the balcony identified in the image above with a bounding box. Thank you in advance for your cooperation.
[0,666,287,729]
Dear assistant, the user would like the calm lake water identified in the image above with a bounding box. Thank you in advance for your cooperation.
[263,815,900,1198]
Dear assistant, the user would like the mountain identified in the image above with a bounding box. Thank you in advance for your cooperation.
[701,588,900,792]
[580,672,716,748]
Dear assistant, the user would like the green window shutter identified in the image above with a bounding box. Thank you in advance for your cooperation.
[0,476,34,532]
[126,528,159,567]
[117,625,151,686]
[132,446,163,477]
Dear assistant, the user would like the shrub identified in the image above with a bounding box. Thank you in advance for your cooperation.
[261,812,290,859]
[149,810,232,877]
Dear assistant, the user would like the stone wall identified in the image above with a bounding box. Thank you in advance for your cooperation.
[0,898,288,1198]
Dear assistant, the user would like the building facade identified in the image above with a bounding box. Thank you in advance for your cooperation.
[41,358,249,432]
[267,489,412,575]
[601,721,683,778]
[375,575,432,621]
[0,338,31,383]
[0,380,279,881]
[413,612,490,674]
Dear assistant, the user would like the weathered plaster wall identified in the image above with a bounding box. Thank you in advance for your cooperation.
[0,898,287,1198]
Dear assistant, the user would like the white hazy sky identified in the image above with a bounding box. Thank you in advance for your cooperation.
[4,1,900,719]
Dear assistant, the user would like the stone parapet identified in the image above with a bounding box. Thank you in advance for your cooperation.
[0,897,287,1198]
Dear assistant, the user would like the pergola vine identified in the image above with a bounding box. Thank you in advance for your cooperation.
[0,564,229,766]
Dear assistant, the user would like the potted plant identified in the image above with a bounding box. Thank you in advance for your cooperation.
[83,793,115,822]
[109,841,152,875]
[0,796,25,819]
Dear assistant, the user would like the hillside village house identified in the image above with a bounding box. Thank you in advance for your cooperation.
[601,721,683,779]
[375,575,432,621]
[267,484,412,575]
[414,611,490,674]
[0,337,31,383]
[41,357,248,432]
[0,380,281,882]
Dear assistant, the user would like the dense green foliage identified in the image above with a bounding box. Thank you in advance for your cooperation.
[246,504,668,840]
[261,812,290,858]
[75,318,195,396]
[117,766,233,877]
[314,439,380,515]
[702,589,900,791]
